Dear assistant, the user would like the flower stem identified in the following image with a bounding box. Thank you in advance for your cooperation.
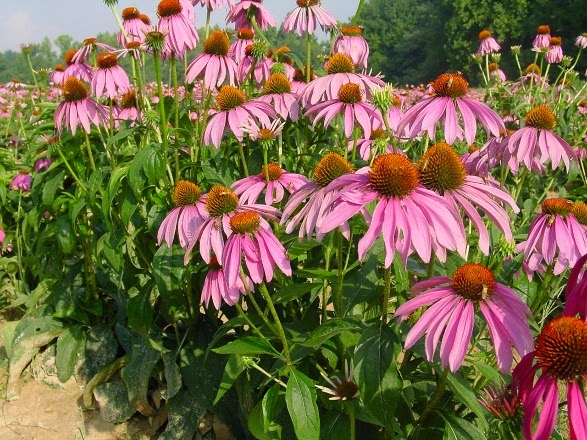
[238,141,250,176]
[55,148,87,192]
[259,283,291,365]
[171,54,180,182]
[83,131,97,172]
[235,301,265,338]
[382,266,391,323]
[247,360,287,388]
[153,49,170,186]
[348,401,356,440]
[351,0,366,25]
[305,31,312,83]
[417,368,449,429]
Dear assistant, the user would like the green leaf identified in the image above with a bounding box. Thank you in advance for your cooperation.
[286,367,320,440]
[249,399,281,440]
[262,384,282,433]
[393,252,409,293]
[152,245,187,318]
[93,381,135,423]
[128,145,163,197]
[342,252,381,314]
[159,390,206,440]
[121,336,160,416]
[213,336,283,359]
[214,354,247,404]
[446,371,488,431]
[127,293,153,336]
[102,165,128,227]
[441,412,487,440]
[42,170,64,207]
[55,217,75,254]
[353,322,402,429]
[56,325,84,382]
[302,318,364,350]
[320,410,350,440]
[273,282,321,304]
[163,352,182,400]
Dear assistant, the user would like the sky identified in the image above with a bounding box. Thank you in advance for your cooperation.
[0,0,359,52]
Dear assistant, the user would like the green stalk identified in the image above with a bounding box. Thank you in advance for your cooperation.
[24,51,40,99]
[56,148,87,192]
[83,131,97,172]
[381,266,391,323]
[171,54,180,182]
[348,402,356,440]
[305,31,312,83]
[153,49,170,186]
[416,368,449,430]
[238,141,250,176]
[205,6,212,39]
[235,302,265,338]
[258,283,291,365]
[351,0,366,25]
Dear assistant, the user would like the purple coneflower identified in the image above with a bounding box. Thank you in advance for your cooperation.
[513,313,587,440]
[533,25,551,49]
[397,73,505,145]
[184,185,281,264]
[51,65,67,86]
[72,38,116,64]
[63,50,94,83]
[489,63,506,82]
[203,85,276,148]
[232,163,309,205]
[227,0,276,30]
[186,30,238,88]
[395,263,533,373]
[347,127,393,161]
[91,53,131,99]
[118,7,150,45]
[258,73,300,122]
[477,30,501,56]
[201,255,251,309]
[9,170,32,192]
[118,89,142,124]
[34,156,53,172]
[575,32,587,49]
[0,229,5,250]
[54,77,108,135]
[316,361,359,401]
[334,25,369,69]
[502,104,576,173]
[417,142,518,255]
[282,0,337,36]
[229,28,254,63]
[199,0,236,10]
[223,211,291,289]
[300,53,385,106]
[157,180,208,249]
[305,83,382,139]
[157,0,199,59]
[319,153,468,267]
[563,252,587,319]
[240,117,284,142]
[281,152,355,241]
[179,0,196,22]
[546,36,563,63]
[516,198,587,276]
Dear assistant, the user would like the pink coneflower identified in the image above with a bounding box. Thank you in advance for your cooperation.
[232,163,309,205]
[477,30,501,56]
[563,252,587,319]
[54,77,108,135]
[227,0,276,30]
[334,25,369,69]
[9,170,32,191]
[91,53,131,99]
[397,73,505,145]
[223,211,291,289]
[417,142,519,255]
[546,36,563,63]
[488,63,506,82]
[516,198,587,276]
[394,263,533,373]
[258,73,300,121]
[34,156,53,172]
[72,38,116,64]
[157,180,208,249]
[575,32,587,49]
[281,152,355,241]
[315,361,359,401]
[479,381,521,421]
[319,153,467,267]
[513,314,587,440]
[198,0,236,10]
[300,53,385,106]
[532,25,551,49]
[240,117,284,141]
[186,30,238,88]
[184,185,281,264]
[228,28,254,63]
[203,85,276,148]
[51,65,67,86]
[290,65,315,95]
[282,0,337,36]
[201,255,251,309]
[0,229,5,250]
[179,0,196,22]
[62,50,94,83]
[304,83,382,139]
[118,89,142,123]
[502,104,576,173]
[347,127,392,161]
[118,7,150,45]
[157,0,199,59]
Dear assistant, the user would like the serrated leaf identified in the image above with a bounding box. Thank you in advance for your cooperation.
[56,325,84,382]
[353,322,401,429]
[214,354,247,404]
[286,368,320,440]
[213,336,283,359]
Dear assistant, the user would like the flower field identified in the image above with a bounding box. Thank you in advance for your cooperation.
[1,0,587,439]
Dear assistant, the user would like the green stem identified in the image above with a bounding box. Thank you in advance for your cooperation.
[258,283,291,365]
[334,232,344,317]
[305,31,312,83]
[82,212,98,300]
[382,266,391,323]
[205,7,212,39]
[417,368,449,428]
[153,49,170,187]
[530,265,555,313]
[84,131,97,172]
[235,302,265,338]
[56,148,87,192]
[247,361,287,388]
[348,402,356,440]
[238,141,250,176]
[171,54,180,182]
[24,52,40,99]
[351,0,366,25]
